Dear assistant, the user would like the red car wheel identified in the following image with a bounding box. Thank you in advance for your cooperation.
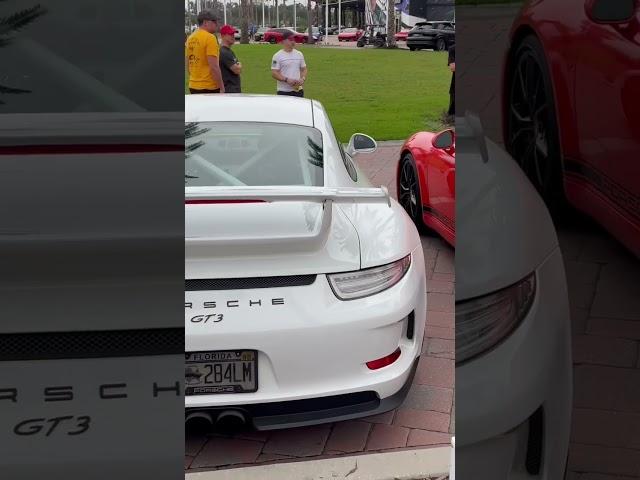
[506,35,564,213]
[398,153,423,225]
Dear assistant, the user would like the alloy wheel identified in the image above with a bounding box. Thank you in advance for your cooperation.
[508,48,552,191]
[399,158,420,220]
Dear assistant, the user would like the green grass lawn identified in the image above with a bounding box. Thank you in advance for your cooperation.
[186,45,450,142]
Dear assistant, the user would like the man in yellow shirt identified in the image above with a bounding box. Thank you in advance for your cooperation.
[185,10,225,94]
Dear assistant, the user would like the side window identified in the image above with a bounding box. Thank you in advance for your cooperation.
[338,141,358,182]
[325,115,357,182]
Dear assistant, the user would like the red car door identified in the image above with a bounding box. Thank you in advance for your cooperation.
[426,135,456,232]
[574,2,640,218]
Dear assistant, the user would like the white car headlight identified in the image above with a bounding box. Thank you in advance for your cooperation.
[456,273,536,365]
[327,255,411,301]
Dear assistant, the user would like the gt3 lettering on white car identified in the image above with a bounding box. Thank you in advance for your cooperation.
[185,94,427,430]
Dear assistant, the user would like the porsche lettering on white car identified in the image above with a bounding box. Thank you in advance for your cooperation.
[185,94,427,430]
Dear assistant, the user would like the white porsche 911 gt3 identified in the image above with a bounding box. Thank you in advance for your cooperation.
[185,95,427,430]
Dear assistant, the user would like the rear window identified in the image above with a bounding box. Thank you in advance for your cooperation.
[185,122,324,187]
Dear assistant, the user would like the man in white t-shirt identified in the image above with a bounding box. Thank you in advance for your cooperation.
[270,30,308,97]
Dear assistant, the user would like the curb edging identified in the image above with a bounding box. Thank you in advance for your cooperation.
[185,446,450,480]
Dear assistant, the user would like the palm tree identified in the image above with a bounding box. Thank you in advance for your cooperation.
[0,2,47,104]
[240,0,250,43]
[386,0,396,48]
[307,0,313,44]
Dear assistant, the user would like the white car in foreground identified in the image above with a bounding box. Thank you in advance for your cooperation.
[456,114,572,479]
[185,95,427,430]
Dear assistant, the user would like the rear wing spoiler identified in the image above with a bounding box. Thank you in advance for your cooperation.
[185,186,392,248]
[184,186,392,207]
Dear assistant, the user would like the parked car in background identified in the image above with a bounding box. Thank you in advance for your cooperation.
[397,129,455,246]
[406,21,455,51]
[263,28,311,44]
[254,26,269,42]
[394,30,409,41]
[456,113,571,480]
[338,28,363,42]
[185,94,427,430]
[503,0,640,257]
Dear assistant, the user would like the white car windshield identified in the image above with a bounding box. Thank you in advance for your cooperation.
[185,122,324,187]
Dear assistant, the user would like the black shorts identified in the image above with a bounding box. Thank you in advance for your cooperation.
[277,90,304,98]
[189,88,221,94]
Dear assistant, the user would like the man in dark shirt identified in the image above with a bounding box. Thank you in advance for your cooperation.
[219,25,242,93]
[447,43,455,118]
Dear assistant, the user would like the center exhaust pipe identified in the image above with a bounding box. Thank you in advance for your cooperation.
[215,409,248,431]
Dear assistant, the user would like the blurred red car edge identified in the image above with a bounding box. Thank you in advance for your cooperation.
[337,29,363,41]
[396,129,456,246]
[263,29,310,44]
[502,0,640,257]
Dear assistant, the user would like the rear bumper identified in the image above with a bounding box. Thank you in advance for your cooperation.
[185,245,427,411]
[186,356,419,430]
[407,37,436,48]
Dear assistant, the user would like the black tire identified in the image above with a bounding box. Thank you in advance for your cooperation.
[356,38,365,47]
[409,46,416,51]
[269,37,276,44]
[398,153,423,226]
[506,34,565,215]
[435,37,446,51]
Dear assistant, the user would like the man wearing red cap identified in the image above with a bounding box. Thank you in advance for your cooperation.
[219,25,242,93]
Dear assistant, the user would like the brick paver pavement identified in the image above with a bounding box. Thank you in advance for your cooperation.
[185,144,455,472]
[457,6,640,478]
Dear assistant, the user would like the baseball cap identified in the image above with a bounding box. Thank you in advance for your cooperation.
[220,25,238,36]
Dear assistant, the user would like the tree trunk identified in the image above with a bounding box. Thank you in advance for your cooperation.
[386,0,396,48]
[240,0,250,43]
[307,0,313,43]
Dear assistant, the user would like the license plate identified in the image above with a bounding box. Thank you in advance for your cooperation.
[185,350,258,395]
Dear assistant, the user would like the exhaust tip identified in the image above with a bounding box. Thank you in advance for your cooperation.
[215,409,248,432]
[185,411,214,434]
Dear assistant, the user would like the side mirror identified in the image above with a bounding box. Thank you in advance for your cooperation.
[432,129,455,149]
[346,133,377,155]
[587,0,636,23]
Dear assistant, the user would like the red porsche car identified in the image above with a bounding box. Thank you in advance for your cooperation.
[337,28,363,41]
[263,28,310,44]
[397,129,456,246]
[503,0,640,257]
[394,30,409,41]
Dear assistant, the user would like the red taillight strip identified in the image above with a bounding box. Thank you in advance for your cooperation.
[0,144,184,155]
[185,199,267,205]
[366,348,402,370]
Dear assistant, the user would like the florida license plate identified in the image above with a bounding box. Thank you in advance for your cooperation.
[185,350,258,395]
